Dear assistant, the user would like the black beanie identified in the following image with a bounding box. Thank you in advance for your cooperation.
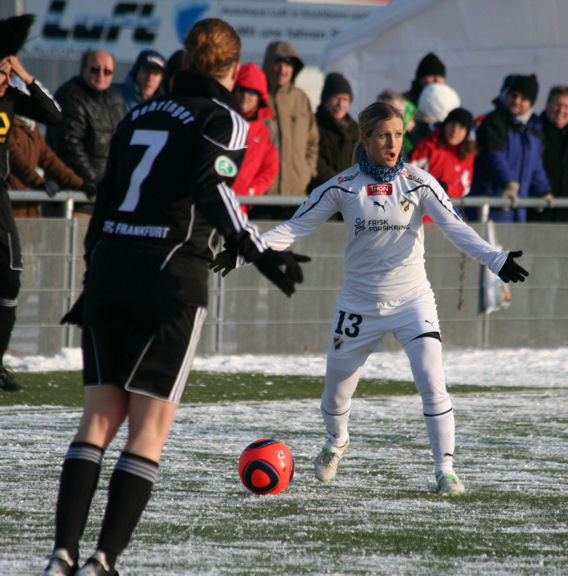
[415,52,446,80]
[444,107,474,132]
[321,72,353,103]
[507,74,539,104]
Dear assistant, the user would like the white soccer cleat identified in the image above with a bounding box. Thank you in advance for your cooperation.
[436,470,466,495]
[42,549,75,576]
[314,438,350,482]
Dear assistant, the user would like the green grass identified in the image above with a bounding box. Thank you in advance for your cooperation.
[1,371,567,575]
[0,370,537,407]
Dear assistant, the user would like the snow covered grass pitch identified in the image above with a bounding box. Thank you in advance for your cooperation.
[1,371,567,575]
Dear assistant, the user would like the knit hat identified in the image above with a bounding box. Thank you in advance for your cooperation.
[415,52,446,80]
[0,14,35,60]
[507,74,539,104]
[321,72,353,103]
[417,83,461,122]
[444,107,474,132]
[131,49,166,78]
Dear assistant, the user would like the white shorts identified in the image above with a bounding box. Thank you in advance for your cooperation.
[327,289,440,372]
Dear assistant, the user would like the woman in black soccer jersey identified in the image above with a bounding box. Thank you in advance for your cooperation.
[42,19,307,576]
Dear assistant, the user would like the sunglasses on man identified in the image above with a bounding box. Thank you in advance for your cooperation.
[90,66,113,77]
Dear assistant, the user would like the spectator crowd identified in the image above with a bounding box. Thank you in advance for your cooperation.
[1,13,568,392]
[5,38,566,225]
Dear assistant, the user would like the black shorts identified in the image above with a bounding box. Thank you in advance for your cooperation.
[82,304,207,403]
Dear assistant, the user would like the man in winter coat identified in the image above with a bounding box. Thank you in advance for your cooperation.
[470,74,551,222]
[232,62,279,216]
[119,49,166,111]
[528,85,568,222]
[47,49,127,215]
[262,41,319,218]
[311,72,358,190]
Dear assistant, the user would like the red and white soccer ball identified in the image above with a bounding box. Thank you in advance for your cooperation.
[238,438,295,495]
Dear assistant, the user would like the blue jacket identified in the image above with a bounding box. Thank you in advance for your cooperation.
[470,104,550,222]
[118,74,142,112]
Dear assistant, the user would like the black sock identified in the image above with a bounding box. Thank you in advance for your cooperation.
[97,451,159,568]
[54,442,104,563]
[0,305,16,362]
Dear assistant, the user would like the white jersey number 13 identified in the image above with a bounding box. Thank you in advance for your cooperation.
[118,129,169,212]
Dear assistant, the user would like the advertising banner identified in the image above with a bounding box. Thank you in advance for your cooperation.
[22,0,387,66]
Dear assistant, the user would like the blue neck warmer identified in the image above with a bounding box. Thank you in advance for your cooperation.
[358,149,404,183]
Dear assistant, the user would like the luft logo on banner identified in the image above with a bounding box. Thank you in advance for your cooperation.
[41,0,160,43]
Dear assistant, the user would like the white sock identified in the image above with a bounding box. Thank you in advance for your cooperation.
[321,402,351,447]
[424,409,455,474]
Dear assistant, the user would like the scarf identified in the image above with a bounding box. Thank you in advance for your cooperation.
[358,149,404,183]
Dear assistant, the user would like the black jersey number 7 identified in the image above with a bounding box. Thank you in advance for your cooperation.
[119,129,169,212]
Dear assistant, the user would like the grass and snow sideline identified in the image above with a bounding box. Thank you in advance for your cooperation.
[5,347,568,387]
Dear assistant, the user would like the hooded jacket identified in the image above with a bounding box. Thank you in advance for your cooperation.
[470,102,550,222]
[262,41,318,196]
[232,63,279,211]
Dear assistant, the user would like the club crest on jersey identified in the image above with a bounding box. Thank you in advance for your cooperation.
[215,155,238,177]
[367,183,392,196]
[333,335,344,351]
[400,199,411,213]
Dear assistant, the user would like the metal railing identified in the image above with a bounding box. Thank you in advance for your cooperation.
[9,191,568,355]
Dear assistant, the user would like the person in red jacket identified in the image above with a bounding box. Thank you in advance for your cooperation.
[232,62,279,215]
[411,107,475,222]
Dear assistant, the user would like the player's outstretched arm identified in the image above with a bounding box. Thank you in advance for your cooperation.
[210,248,311,297]
[498,250,529,283]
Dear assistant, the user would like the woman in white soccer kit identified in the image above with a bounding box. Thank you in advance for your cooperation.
[258,101,529,494]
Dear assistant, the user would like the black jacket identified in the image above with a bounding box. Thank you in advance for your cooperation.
[84,72,268,311]
[311,105,358,189]
[47,76,127,186]
[530,112,568,221]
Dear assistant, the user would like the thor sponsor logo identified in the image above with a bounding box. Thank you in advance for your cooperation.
[215,156,238,177]
[367,183,392,196]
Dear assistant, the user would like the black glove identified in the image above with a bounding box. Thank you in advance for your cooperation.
[209,249,237,277]
[253,249,311,297]
[60,293,84,326]
[81,182,97,199]
[35,180,59,198]
[498,250,529,283]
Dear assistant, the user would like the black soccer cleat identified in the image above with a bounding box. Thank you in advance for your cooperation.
[0,365,22,391]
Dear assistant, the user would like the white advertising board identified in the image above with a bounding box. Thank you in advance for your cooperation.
[22,0,387,66]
